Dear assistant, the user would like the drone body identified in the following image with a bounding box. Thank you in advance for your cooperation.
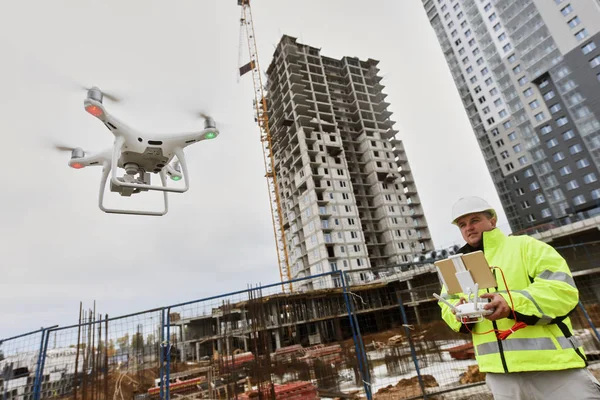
[66,87,219,216]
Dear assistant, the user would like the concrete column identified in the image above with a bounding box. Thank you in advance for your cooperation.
[195,342,200,362]
[273,329,281,350]
[406,279,422,325]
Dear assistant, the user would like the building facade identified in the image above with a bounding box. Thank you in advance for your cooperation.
[423,0,600,232]
[265,35,434,290]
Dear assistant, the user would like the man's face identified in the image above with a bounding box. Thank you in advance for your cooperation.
[456,212,497,247]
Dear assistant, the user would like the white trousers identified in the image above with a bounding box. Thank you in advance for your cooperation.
[486,368,600,400]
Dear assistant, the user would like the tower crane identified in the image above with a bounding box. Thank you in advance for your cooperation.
[238,0,292,292]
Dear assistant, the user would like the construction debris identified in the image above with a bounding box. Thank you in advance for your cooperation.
[374,374,439,399]
[446,342,475,360]
[459,365,486,384]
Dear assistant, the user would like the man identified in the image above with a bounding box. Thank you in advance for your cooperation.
[438,196,600,399]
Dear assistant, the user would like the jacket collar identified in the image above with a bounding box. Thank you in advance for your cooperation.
[458,228,506,255]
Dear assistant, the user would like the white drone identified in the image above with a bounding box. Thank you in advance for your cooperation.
[58,87,219,216]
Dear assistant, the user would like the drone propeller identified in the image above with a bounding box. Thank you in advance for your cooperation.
[81,85,123,103]
[51,142,86,157]
[194,110,220,130]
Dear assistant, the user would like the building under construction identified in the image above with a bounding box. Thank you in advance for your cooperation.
[264,35,436,291]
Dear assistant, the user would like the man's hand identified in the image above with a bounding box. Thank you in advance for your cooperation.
[480,293,510,321]
[452,298,479,324]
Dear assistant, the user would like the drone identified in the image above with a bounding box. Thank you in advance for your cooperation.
[58,87,219,216]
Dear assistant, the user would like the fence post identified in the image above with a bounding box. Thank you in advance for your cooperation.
[32,327,53,400]
[341,272,372,400]
[159,309,165,400]
[166,308,172,400]
[397,291,428,400]
[31,329,46,400]
[579,301,600,343]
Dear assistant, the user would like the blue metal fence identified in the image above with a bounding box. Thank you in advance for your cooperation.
[1,242,599,400]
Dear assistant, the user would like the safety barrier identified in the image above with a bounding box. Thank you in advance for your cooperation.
[1,242,599,400]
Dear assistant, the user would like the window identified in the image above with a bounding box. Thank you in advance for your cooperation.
[494,98,503,106]
[541,125,552,134]
[484,3,492,11]
[553,152,565,162]
[550,103,562,113]
[499,109,508,118]
[561,4,573,16]
[582,41,596,55]
[503,120,512,129]
[522,200,531,209]
[543,90,555,101]
[491,128,500,136]
[498,33,506,41]
[569,93,584,105]
[559,165,572,176]
[530,182,540,190]
[500,150,509,159]
[575,28,589,41]
[547,138,559,148]
[516,188,525,196]
[490,87,498,96]
[518,156,528,165]
[518,76,528,86]
[529,100,540,109]
[539,79,550,88]
[556,116,569,126]
[562,130,575,140]
[569,143,583,154]
[526,214,536,223]
[481,67,489,75]
[513,65,522,74]
[503,43,512,53]
[541,208,552,218]
[508,132,517,141]
[508,54,516,63]
[489,12,496,21]
[592,189,600,200]
[466,66,474,73]
[568,16,581,28]
[535,112,545,121]
[566,179,579,190]
[506,162,514,171]
[474,85,482,93]
[535,194,546,204]
[523,88,534,97]
[477,57,484,65]
[465,29,472,37]
[573,194,586,205]
[469,38,476,46]
[576,158,590,169]
[524,169,534,178]
[483,106,490,114]
[513,144,522,152]
[485,77,493,85]
[494,23,501,31]
[590,55,600,68]
[584,173,598,184]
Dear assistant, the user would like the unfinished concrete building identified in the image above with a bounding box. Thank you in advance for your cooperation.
[265,35,435,291]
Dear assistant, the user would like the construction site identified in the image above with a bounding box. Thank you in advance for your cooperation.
[2,1,600,399]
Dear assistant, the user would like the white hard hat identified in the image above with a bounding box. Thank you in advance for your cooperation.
[451,196,497,225]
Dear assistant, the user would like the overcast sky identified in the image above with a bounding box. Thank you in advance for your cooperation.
[0,0,509,338]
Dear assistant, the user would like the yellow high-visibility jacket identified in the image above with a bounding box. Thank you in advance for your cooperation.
[439,228,587,373]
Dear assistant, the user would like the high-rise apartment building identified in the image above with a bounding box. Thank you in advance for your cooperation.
[265,35,434,290]
[423,0,600,232]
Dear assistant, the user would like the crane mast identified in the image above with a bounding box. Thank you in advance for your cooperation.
[238,0,292,292]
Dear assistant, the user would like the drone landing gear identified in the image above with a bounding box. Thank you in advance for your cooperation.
[99,162,169,216]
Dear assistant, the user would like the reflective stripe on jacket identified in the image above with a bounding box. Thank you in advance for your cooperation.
[439,228,586,373]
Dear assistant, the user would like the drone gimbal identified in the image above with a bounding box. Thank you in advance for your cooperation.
[66,87,219,216]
